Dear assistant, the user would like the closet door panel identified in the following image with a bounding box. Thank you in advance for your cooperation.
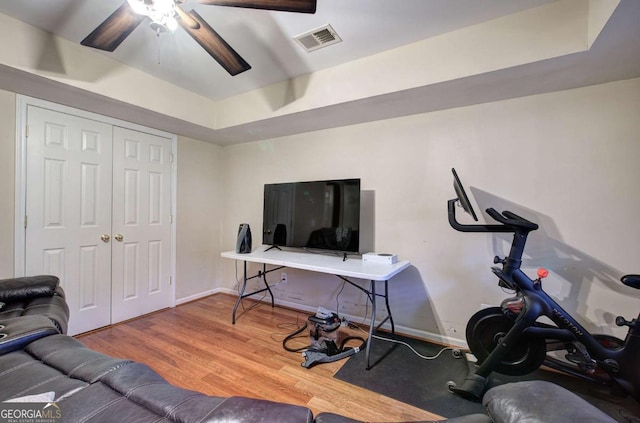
[25,106,113,335]
[111,126,172,323]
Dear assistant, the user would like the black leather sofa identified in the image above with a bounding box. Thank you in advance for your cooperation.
[0,276,617,423]
[1,334,316,422]
[0,276,321,422]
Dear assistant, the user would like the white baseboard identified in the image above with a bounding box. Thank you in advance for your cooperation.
[175,289,219,305]
[210,290,468,349]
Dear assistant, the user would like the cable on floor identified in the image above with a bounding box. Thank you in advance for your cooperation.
[351,323,461,360]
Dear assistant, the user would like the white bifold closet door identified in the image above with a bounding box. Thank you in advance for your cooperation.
[110,126,172,324]
[25,106,172,335]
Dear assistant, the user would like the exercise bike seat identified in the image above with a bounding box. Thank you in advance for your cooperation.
[621,274,640,289]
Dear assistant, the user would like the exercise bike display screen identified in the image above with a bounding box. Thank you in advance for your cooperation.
[452,168,478,222]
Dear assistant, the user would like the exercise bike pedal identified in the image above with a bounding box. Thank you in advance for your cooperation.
[603,359,620,373]
[565,352,597,371]
[565,352,589,364]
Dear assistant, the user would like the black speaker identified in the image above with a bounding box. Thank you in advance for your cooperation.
[236,223,252,254]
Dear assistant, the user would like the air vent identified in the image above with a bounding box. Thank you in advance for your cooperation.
[294,24,342,52]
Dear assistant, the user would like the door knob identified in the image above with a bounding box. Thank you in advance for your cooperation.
[100,234,110,243]
[114,234,124,242]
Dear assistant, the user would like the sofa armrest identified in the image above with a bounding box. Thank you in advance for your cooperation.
[0,276,60,303]
[483,380,616,423]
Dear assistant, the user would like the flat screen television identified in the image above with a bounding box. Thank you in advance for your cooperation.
[262,178,361,253]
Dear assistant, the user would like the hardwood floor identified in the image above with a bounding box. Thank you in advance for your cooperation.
[77,294,444,422]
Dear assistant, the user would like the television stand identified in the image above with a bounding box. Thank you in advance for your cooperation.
[264,245,282,251]
[221,246,411,370]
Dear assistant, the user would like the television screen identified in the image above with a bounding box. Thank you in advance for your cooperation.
[263,179,361,253]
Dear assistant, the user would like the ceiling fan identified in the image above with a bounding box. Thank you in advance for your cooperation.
[80,0,317,76]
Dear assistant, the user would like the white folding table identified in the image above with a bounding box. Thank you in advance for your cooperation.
[221,247,411,369]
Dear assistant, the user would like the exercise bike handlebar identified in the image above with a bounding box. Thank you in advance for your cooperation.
[485,208,539,231]
[448,198,538,233]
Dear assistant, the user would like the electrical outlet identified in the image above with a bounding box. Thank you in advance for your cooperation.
[281,272,288,284]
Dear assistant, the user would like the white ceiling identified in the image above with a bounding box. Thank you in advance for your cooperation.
[0,1,639,145]
[0,0,555,101]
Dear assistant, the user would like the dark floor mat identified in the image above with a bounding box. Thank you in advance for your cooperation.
[334,334,640,422]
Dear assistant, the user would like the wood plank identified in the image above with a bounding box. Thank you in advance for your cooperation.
[77,294,444,422]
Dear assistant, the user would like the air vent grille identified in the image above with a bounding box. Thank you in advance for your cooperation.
[294,24,342,52]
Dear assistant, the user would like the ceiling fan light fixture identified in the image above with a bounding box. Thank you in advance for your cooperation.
[127,0,178,32]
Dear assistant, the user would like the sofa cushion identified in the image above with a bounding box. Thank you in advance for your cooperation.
[95,361,314,422]
[59,382,314,423]
[206,397,314,423]
[0,335,132,402]
[314,412,491,423]
[25,335,132,383]
[57,382,178,422]
[0,349,89,401]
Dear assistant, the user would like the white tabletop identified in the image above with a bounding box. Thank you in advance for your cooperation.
[221,246,410,281]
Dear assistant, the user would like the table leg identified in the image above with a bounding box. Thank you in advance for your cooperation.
[262,264,275,308]
[364,279,395,370]
[384,279,394,334]
[232,260,247,324]
[366,279,377,370]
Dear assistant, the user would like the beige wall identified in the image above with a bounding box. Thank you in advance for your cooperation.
[175,136,224,301]
[221,78,640,345]
[0,89,16,278]
[2,79,639,346]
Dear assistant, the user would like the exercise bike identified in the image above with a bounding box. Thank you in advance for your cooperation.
[447,168,640,402]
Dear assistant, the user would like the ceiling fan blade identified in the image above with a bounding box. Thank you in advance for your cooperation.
[180,10,251,76]
[81,2,145,52]
[197,0,316,14]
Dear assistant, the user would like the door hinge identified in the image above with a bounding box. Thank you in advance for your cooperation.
[169,153,174,163]
[170,214,173,224]
[169,276,173,286]
[25,125,29,138]
[24,215,27,228]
